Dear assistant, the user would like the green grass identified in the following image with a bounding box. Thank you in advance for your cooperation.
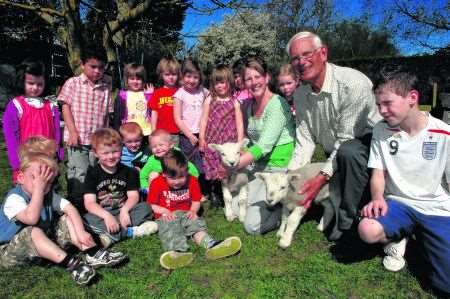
[0,145,438,298]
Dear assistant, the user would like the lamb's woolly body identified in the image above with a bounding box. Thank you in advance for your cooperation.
[257,163,330,248]
[208,139,250,222]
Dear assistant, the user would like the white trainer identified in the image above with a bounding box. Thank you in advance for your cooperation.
[132,221,158,238]
[383,238,407,272]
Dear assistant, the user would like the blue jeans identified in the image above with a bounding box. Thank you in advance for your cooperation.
[376,200,450,293]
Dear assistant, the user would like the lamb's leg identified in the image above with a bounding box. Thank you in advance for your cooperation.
[314,191,329,232]
[279,206,307,249]
[276,205,289,238]
[222,179,235,222]
[316,216,325,232]
[237,184,248,223]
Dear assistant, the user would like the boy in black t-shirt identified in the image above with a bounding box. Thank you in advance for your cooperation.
[83,128,158,248]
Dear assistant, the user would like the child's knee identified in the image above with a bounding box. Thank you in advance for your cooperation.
[358,218,385,243]
[30,226,45,240]
[0,228,38,267]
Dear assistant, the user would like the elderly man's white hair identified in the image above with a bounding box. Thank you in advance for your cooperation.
[286,31,324,55]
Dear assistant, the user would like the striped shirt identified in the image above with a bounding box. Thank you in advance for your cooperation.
[288,63,382,176]
[58,73,112,145]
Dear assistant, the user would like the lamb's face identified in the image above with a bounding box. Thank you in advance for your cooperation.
[256,173,289,206]
[217,142,242,167]
[209,139,249,168]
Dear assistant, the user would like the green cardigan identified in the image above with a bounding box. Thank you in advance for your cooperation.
[246,94,295,168]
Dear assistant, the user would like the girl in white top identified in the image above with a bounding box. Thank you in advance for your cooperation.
[173,58,208,176]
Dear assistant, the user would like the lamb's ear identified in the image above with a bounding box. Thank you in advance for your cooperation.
[241,138,250,148]
[208,143,219,151]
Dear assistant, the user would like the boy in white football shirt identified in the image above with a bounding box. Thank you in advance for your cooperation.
[358,66,450,295]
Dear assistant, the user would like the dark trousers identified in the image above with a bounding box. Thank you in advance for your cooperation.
[178,133,203,173]
[83,202,152,242]
[322,134,372,241]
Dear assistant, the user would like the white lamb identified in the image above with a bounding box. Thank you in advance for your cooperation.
[255,163,330,249]
[208,139,249,222]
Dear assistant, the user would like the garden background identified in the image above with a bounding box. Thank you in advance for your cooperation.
[0,0,449,298]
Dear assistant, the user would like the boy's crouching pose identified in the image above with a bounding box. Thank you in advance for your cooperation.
[83,128,158,248]
[147,150,241,270]
[0,153,126,286]
[358,67,450,295]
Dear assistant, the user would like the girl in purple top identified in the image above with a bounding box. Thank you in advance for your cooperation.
[199,65,244,206]
[2,59,62,183]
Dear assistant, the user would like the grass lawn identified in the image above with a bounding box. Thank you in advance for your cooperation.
[0,145,439,299]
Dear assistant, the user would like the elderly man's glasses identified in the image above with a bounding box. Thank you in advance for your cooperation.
[290,47,321,63]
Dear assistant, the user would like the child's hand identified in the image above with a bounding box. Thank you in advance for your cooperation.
[78,230,96,249]
[67,130,80,147]
[144,83,154,94]
[361,198,388,218]
[104,213,120,233]
[199,139,206,152]
[161,211,176,222]
[189,135,199,146]
[119,208,132,229]
[186,210,198,220]
[32,165,55,193]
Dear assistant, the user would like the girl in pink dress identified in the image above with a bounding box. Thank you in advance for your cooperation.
[199,65,244,207]
[2,59,62,183]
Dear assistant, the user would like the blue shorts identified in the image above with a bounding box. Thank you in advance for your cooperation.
[376,200,450,293]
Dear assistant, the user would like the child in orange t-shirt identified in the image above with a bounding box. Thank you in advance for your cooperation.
[149,57,180,144]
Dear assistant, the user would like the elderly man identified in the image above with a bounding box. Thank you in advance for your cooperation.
[287,31,381,240]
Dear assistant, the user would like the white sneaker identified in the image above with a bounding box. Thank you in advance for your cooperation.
[131,221,158,238]
[85,249,128,268]
[383,238,407,272]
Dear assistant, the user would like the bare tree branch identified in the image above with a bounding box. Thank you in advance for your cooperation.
[187,0,256,15]
[395,0,449,31]
[416,39,443,51]
[0,0,64,24]
[112,0,152,30]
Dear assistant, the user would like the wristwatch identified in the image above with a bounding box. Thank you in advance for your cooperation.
[319,171,331,181]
